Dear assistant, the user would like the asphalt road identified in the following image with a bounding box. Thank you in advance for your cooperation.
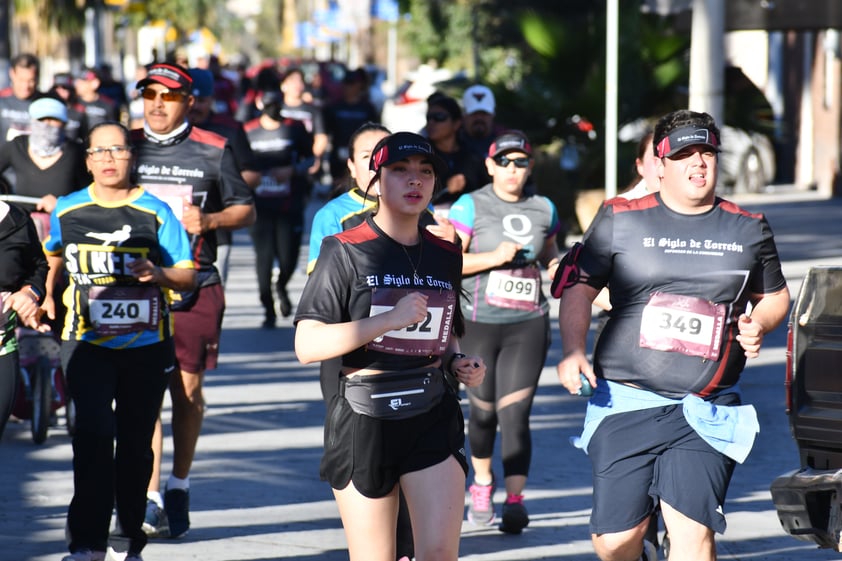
[3,188,842,561]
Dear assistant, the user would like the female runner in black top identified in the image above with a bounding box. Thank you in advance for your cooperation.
[295,132,486,561]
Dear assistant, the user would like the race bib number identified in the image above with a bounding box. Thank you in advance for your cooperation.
[143,184,193,220]
[87,286,161,336]
[367,288,457,356]
[639,292,726,361]
[485,268,541,311]
[255,177,291,198]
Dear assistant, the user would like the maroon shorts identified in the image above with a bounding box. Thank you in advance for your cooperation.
[173,283,225,373]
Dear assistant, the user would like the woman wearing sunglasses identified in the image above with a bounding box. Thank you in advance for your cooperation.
[447,130,561,534]
[423,94,488,215]
[43,122,196,561]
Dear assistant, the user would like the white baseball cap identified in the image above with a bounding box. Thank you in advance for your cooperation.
[462,84,495,115]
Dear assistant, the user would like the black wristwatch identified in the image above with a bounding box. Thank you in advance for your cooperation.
[447,353,467,375]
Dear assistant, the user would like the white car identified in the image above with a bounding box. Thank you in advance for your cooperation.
[381,65,459,133]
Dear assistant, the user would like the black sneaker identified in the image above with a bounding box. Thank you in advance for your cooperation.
[498,494,529,534]
[164,487,190,538]
[278,288,292,318]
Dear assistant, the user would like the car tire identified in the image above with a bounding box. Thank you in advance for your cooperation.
[733,148,765,194]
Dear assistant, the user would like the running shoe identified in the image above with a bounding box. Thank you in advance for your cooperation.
[278,288,292,318]
[498,493,529,534]
[467,476,496,525]
[164,486,190,538]
[142,498,169,537]
[125,555,144,561]
[60,550,106,561]
[641,538,659,561]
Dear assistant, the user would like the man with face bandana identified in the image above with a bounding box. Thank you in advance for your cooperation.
[0,96,88,213]
[243,90,313,326]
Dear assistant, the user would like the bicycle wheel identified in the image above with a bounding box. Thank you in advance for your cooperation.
[30,356,52,444]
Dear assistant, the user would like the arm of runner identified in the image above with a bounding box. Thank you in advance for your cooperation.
[737,286,791,358]
[295,292,430,364]
[181,202,256,234]
[556,282,600,394]
[127,258,197,291]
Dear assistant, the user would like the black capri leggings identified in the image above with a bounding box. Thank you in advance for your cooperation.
[463,314,550,477]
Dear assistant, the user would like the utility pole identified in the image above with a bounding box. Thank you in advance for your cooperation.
[688,0,725,125]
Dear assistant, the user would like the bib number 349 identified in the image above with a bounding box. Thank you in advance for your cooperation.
[639,292,726,361]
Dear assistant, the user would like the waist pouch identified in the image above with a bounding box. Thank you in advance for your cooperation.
[340,367,445,420]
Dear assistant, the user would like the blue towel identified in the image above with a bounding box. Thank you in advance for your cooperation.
[571,380,759,464]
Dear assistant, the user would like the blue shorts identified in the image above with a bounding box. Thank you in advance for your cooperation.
[587,398,737,535]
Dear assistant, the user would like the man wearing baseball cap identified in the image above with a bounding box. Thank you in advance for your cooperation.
[74,67,119,128]
[459,84,505,160]
[131,61,255,540]
[555,108,790,561]
[187,67,259,286]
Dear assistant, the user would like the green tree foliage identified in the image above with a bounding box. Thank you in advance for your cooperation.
[398,0,692,230]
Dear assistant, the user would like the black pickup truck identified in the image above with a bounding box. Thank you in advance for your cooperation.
[770,266,842,551]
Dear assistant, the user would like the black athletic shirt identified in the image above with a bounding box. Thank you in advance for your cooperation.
[244,116,313,214]
[295,216,465,371]
[580,192,787,398]
[0,136,89,200]
[131,125,253,286]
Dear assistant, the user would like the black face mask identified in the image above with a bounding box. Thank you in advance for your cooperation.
[263,102,283,122]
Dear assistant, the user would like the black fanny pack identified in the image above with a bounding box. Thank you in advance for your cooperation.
[340,367,445,420]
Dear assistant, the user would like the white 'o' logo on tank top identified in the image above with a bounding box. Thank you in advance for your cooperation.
[502,214,534,246]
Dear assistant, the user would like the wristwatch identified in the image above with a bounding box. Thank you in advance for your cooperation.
[447,353,466,375]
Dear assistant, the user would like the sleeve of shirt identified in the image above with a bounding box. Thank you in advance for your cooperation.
[751,215,787,294]
[578,202,614,289]
[218,143,254,207]
[43,200,65,255]
[543,196,561,238]
[296,235,351,325]
[311,106,326,136]
[228,124,258,172]
[307,205,341,274]
[0,140,12,172]
[156,200,194,268]
[447,193,476,238]
[19,209,48,296]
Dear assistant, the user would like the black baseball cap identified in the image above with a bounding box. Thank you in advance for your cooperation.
[488,130,532,159]
[369,132,447,177]
[656,125,721,158]
[137,63,193,92]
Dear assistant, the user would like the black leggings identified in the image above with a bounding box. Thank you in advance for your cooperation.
[463,315,550,477]
[249,208,303,315]
[0,352,19,439]
[62,340,173,556]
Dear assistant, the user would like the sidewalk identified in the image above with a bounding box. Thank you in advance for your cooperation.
[3,191,840,561]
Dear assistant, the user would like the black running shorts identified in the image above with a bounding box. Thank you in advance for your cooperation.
[320,389,468,498]
[587,397,738,535]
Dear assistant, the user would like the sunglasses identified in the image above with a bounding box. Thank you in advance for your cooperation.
[141,88,187,103]
[426,112,450,123]
[493,155,530,168]
[86,145,132,161]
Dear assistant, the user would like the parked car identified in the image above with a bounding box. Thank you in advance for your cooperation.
[718,124,776,194]
[770,266,842,551]
[381,65,468,133]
